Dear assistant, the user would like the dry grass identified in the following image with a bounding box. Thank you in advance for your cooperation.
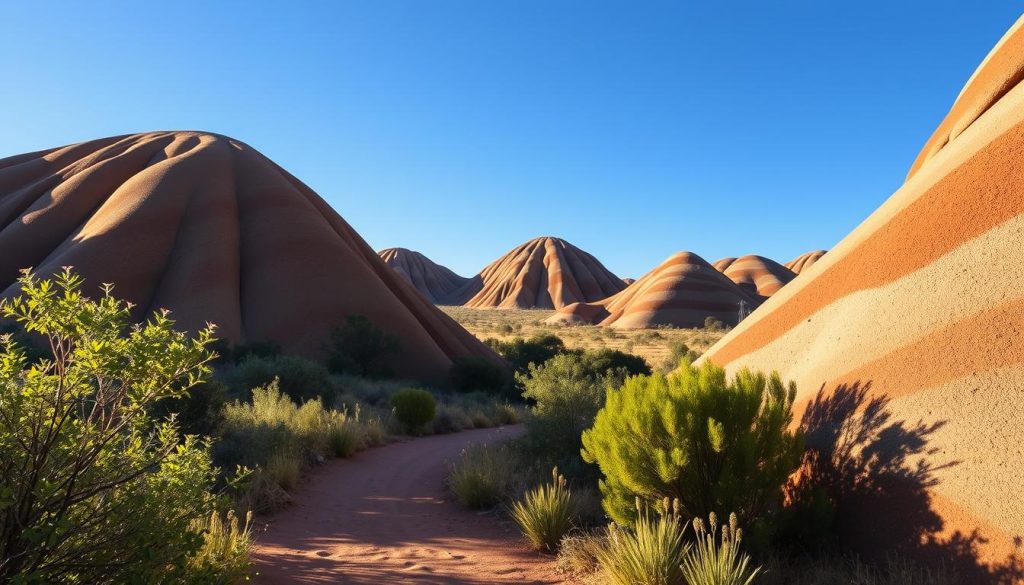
[440,306,726,368]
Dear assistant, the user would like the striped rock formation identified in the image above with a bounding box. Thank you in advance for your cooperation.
[460,236,626,309]
[0,131,499,385]
[713,255,796,298]
[547,251,757,328]
[784,249,826,274]
[378,247,469,304]
[699,18,1024,579]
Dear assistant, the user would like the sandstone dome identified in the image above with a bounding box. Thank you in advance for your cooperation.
[378,247,469,304]
[783,249,826,274]
[699,17,1024,576]
[546,251,757,329]
[0,131,499,385]
[460,236,626,309]
[713,255,796,298]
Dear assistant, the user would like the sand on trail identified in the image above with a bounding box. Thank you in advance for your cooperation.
[251,426,566,585]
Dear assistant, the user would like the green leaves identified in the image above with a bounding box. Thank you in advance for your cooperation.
[581,361,804,526]
[0,268,225,583]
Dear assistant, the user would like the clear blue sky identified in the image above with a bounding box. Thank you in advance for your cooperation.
[3,2,1021,278]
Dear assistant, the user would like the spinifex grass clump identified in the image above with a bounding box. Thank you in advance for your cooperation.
[188,510,255,583]
[511,468,575,552]
[448,443,509,509]
[681,512,761,585]
[596,498,690,585]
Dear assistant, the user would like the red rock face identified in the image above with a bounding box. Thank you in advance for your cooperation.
[0,131,499,385]
[378,247,469,304]
[548,251,758,328]
[783,249,826,274]
[459,237,626,309]
[700,17,1024,575]
[713,255,796,298]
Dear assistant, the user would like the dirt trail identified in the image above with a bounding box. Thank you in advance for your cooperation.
[251,425,566,584]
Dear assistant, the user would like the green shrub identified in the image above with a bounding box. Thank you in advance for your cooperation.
[704,316,725,330]
[153,378,230,436]
[577,348,651,380]
[228,354,334,402]
[581,362,803,525]
[660,341,700,372]
[511,468,575,552]
[681,512,761,585]
[328,315,399,377]
[447,443,511,509]
[0,269,234,583]
[470,410,493,428]
[518,352,616,477]
[595,499,690,585]
[489,402,521,425]
[433,403,473,434]
[229,340,282,363]
[486,333,567,373]
[328,414,361,457]
[450,355,510,394]
[391,388,436,434]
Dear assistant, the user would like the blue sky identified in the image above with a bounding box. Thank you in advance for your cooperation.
[2,2,1021,278]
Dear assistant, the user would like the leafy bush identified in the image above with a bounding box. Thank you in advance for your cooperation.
[328,315,399,377]
[681,512,761,585]
[518,352,617,477]
[581,362,803,525]
[660,341,700,372]
[511,468,575,552]
[433,403,473,434]
[705,316,725,330]
[595,499,690,585]
[577,348,651,380]
[390,388,436,434]
[450,355,510,395]
[153,378,230,436]
[228,354,335,402]
[0,269,235,583]
[486,333,567,373]
[447,443,511,509]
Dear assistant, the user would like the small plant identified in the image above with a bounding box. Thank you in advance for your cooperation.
[327,412,361,457]
[556,531,607,577]
[391,387,437,434]
[681,512,761,585]
[510,468,575,552]
[448,444,509,509]
[267,450,301,490]
[188,509,255,583]
[595,498,690,585]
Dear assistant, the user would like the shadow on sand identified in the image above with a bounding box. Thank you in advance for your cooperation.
[783,382,1023,585]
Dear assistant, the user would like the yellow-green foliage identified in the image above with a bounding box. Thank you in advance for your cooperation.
[681,512,761,585]
[510,468,575,552]
[390,387,437,434]
[188,510,255,584]
[595,499,690,585]
[0,269,237,583]
[581,362,803,525]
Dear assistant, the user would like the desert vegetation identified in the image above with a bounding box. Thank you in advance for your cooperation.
[444,343,974,584]
[441,305,726,369]
[0,270,525,583]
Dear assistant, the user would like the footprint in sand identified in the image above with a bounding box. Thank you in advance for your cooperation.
[314,550,331,557]
[493,567,521,575]
[401,562,433,572]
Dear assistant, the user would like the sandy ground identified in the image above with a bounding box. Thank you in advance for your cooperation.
[251,425,566,584]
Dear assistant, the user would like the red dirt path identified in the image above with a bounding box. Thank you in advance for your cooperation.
[251,425,566,584]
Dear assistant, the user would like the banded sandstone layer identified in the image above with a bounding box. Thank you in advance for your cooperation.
[459,236,627,309]
[547,251,758,328]
[0,132,498,385]
[783,249,826,274]
[713,254,796,298]
[700,17,1024,581]
[378,247,469,304]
